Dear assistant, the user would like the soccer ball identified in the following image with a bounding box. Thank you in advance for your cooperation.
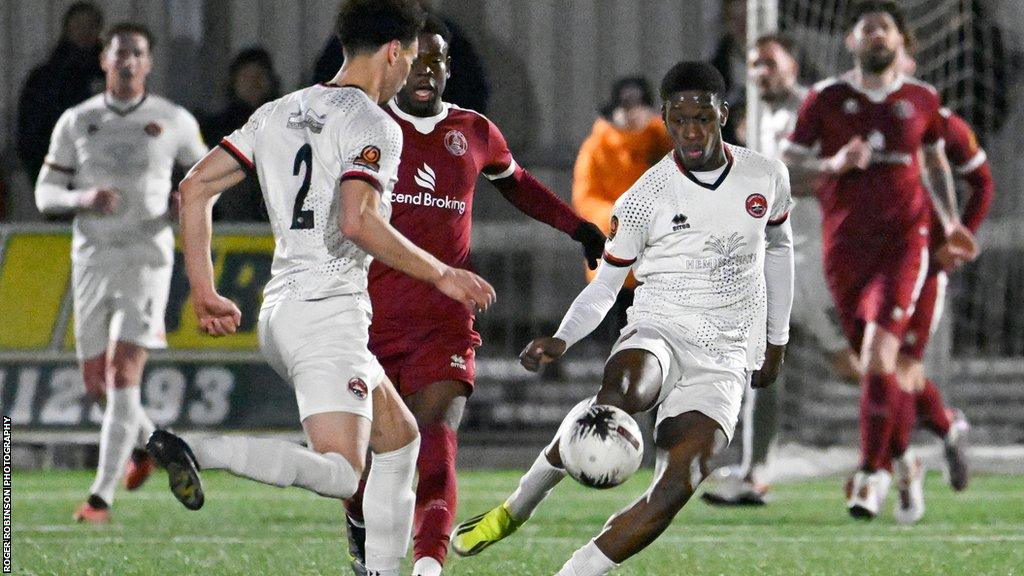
[559,404,643,489]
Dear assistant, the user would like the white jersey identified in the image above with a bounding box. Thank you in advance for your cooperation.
[222,84,402,308]
[45,93,207,265]
[604,146,793,369]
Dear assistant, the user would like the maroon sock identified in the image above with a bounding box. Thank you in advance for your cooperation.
[888,386,918,461]
[860,372,898,472]
[413,423,459,565]
[916,379,952,438]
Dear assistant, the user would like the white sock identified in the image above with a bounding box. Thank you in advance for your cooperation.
[412,556,443,576]
[504,397,594,521]
[135,402,155,449]
[89,386,141,505]
[364,436,420,574]
[556,540,618,576]
[189,435,358,498]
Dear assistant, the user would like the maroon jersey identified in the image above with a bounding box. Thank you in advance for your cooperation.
[370,101,575,329]
[788,76,943,258]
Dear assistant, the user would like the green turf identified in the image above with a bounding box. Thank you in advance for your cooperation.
[11,469,1024,575]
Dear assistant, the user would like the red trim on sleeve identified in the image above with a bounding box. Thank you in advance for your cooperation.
[43,162,75,175]
[340,170,383,193]
[767,211,790,226]
[218,139,254,170]
[603,252,637,267]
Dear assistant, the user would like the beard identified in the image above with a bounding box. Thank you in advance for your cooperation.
[861,47,897,74]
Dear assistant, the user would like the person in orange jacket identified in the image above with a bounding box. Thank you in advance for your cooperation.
[573,77,673,288]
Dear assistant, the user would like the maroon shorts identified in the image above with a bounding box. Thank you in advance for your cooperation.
[826,237,929,353]
[369,320,481,397]
[899,269,947,360]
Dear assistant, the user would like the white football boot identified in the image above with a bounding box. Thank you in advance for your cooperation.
[893,451,926,525]
[847,469,892,520]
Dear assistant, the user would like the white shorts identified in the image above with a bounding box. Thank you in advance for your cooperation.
[72,256,171,360]
[609,319,747,442]
[792,239,847,353]
[258,294,384,422]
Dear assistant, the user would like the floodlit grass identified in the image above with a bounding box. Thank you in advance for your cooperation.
[12,469,1024,575]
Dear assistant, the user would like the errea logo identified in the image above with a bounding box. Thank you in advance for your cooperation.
[414,163,436,191]
[672,214,690,231]
[450,355,467,370]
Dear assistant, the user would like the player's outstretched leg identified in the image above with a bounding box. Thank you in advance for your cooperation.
[556,411,723,576]
[453,349,662,557]
[362,379,420,576]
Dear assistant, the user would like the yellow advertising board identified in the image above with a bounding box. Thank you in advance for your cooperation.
[0,225,274,354]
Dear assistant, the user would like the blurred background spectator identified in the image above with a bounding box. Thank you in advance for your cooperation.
[16,2,104,185]
[201,47,279,221]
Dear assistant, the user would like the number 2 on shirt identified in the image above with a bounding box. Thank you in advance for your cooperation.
[291,143,313,229]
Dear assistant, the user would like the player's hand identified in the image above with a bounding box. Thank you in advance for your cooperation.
[192,291,242,337]
[828,136,872,174]
[572,221,606,270]
[79,188,120,214]
[751,342,786,389]
[519,336,567,372]
[936,224,979,271]
[435,267,496,312]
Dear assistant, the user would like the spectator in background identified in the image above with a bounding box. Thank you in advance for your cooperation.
[711,0,747,105]
[201,48,280,221]
[571,77,672,337]
[17,2,105,184]
[312,8,489,113]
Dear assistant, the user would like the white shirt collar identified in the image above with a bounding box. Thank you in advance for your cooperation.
[845,72,905,103]
[387,99,451,134]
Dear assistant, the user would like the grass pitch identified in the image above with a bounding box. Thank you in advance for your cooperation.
[12,469,1023,575]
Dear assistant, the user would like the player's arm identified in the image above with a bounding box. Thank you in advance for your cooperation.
[490,168,606,269]
[519,261,630,372]
[178,147,247,336]
[338,179,495,311]
[780,89,870,180]
[484,120,606,269]
[753,162,795,389]
[34,110,118,215]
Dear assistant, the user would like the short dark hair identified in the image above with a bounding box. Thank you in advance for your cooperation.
[755,33,797,56]
[103,22,154,50]
[660,61,727,101]
[63,1,103,31]
[336,0,426,55]
[422,12,451,43]
[846,1,909,35]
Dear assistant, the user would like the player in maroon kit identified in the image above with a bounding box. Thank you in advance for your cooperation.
[781,1,975,521]
[343,15,605,576]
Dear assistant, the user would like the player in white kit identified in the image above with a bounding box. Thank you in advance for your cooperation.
[145,2,493,575]
[452,62,794,576]
[33,23,207,523]
[703,34,854,507]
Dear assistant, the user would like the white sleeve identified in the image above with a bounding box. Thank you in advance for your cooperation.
[553,263,630,350]
[602,187,652,267]
[36,110,84,213]
[768,159,795,225]
[220,103,269,170]
[764,218,794,345]
[336,114,403,194]
[175,107,209,167]
[35,165,84,213]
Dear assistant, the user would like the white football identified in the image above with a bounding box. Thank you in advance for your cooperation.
[558,404,643,489]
